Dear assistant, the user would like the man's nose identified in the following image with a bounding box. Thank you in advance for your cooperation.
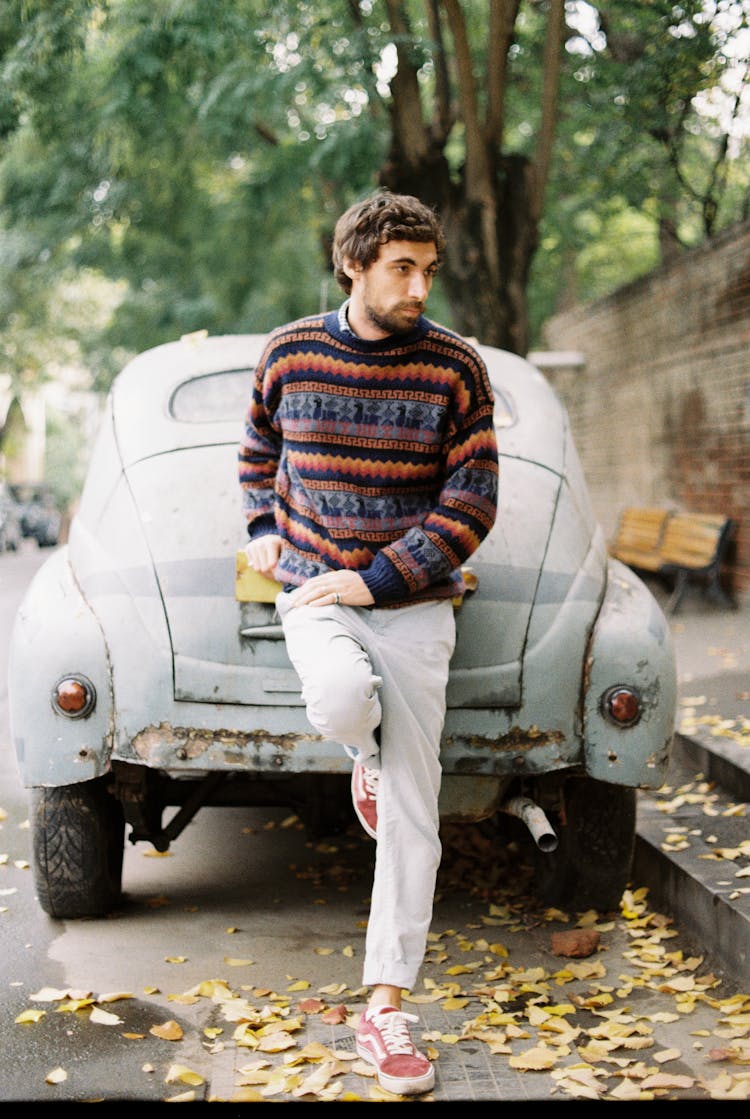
[408,272,429,299]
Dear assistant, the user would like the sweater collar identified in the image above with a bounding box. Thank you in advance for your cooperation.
[329,302,429,350]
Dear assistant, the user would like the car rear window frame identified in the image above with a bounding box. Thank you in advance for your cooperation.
[168,367,256,423]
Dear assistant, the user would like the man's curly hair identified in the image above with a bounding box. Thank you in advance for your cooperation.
[332,191,445,294]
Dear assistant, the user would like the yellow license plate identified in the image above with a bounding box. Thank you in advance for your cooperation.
[235,549,283,602]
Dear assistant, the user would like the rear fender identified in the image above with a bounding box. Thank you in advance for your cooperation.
[9,547,114,787]
[583,560,676,789]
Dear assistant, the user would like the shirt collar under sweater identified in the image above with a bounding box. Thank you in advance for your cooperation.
[330,303,429,351]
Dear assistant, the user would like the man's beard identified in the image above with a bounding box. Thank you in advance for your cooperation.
[363,300,423,336]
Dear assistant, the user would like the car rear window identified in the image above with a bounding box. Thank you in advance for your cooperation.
[493,388,516,429]
[169,368,255,422]
[170,367,517,429]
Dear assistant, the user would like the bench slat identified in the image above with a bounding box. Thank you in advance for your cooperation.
[659,514,728,570]
[610,506,735,613]
[610,507,670,569]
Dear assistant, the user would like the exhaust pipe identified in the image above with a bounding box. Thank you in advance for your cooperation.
[500,795,558,853]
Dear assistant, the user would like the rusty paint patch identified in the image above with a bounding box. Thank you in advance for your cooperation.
[131,722,320,761]
[445,725,565,752]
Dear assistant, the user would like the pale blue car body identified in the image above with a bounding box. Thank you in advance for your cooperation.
[8,333,677,912]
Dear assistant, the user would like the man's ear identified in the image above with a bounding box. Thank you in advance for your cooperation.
[342,258,362,282]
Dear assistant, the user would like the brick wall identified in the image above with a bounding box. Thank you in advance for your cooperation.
[540,217,750,599]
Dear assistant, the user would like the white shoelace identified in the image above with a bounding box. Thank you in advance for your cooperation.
[361,767,379,799]
[371,1009,419,1055]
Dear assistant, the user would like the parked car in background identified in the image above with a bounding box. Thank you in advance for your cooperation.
[0,484,23,552]
[9,485,62,548]
[8,333,677,921]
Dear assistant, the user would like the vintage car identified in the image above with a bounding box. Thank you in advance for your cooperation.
[12,485,62,548]
[8,332,677,920]
[0,484,23,552]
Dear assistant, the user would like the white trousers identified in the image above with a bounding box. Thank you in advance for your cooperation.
[276,594,456,991]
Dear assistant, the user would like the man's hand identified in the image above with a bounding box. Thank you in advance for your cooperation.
[289,570,375,609]
[245,538,375,608]
[244,535,283,578]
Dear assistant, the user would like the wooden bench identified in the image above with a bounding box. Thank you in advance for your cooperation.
[610,507,736,613]
[607,507,670,573]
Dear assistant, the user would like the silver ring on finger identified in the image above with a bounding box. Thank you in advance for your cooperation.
[333,592,341,605]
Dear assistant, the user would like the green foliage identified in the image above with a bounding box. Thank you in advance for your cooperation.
[1,0,748,390]
[44,403,93,512]
[528,0,750,338]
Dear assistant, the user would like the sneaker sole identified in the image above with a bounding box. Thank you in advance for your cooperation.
[356,1040,435,1095]
[351,770,377,839]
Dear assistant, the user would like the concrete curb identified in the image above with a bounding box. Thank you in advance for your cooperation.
[633,730,750,989]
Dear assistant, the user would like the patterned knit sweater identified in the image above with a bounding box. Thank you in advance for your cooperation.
[238,308,499,607]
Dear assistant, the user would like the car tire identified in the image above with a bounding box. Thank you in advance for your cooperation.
[531,777,636,913]
[30,777,125,918]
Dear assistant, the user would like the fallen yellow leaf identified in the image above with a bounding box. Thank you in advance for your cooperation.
[257,1031,298,1053]
[165,1063,205,1086]
[150,1019,184,1041]
[654,1047,682,1063]
[231,1087,265,1101]
[96,991,133,1003]
[508,1046,558,1070]
[15,1008,46,1024]
[89,1006,123,1026]
[640,1072,695,1090]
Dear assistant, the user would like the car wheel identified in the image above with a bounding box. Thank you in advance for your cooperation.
[30,776,125,918]
[531,777,636,913]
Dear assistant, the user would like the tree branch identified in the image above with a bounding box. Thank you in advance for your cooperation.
[485,0,520,148]
[442,0,488,194]
[442,0,499,283]
[426,0,453,143]
[345,0,388,117]
[384,0,431,167]
[531,0,565,225]
[253,119,279,146]
[701,58,750,236]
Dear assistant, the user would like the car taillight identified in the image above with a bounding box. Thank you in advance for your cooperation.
[51,675,96,719]
[601,685,641,728]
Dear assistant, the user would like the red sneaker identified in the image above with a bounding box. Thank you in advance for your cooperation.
[356,1005,434,1095]
[351,764,378,839]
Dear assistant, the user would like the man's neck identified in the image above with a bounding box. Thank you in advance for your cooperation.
[344,301,389,341]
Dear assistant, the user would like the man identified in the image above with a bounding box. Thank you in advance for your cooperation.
[239,191,498,1095]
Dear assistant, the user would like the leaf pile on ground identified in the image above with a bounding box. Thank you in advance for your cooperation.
[679,695,750,748]
[9,814,750,1101]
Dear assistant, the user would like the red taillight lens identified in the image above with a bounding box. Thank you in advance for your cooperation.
[51,675,96,719]
[602,685,641,727]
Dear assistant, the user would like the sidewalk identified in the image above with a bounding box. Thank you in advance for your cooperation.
[632,575,750,986]
[654,576,750,768]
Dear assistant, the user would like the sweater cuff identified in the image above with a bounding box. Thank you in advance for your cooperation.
[246,514,278,541]
[360,554,409,605]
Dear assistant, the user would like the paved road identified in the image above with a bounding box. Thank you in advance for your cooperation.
[1,543,749,1103]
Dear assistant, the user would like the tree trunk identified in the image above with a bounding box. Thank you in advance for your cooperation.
[379,150,536,354]
[375,0,562,356]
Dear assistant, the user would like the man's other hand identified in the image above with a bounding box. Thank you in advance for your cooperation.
[244,535,283,578]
